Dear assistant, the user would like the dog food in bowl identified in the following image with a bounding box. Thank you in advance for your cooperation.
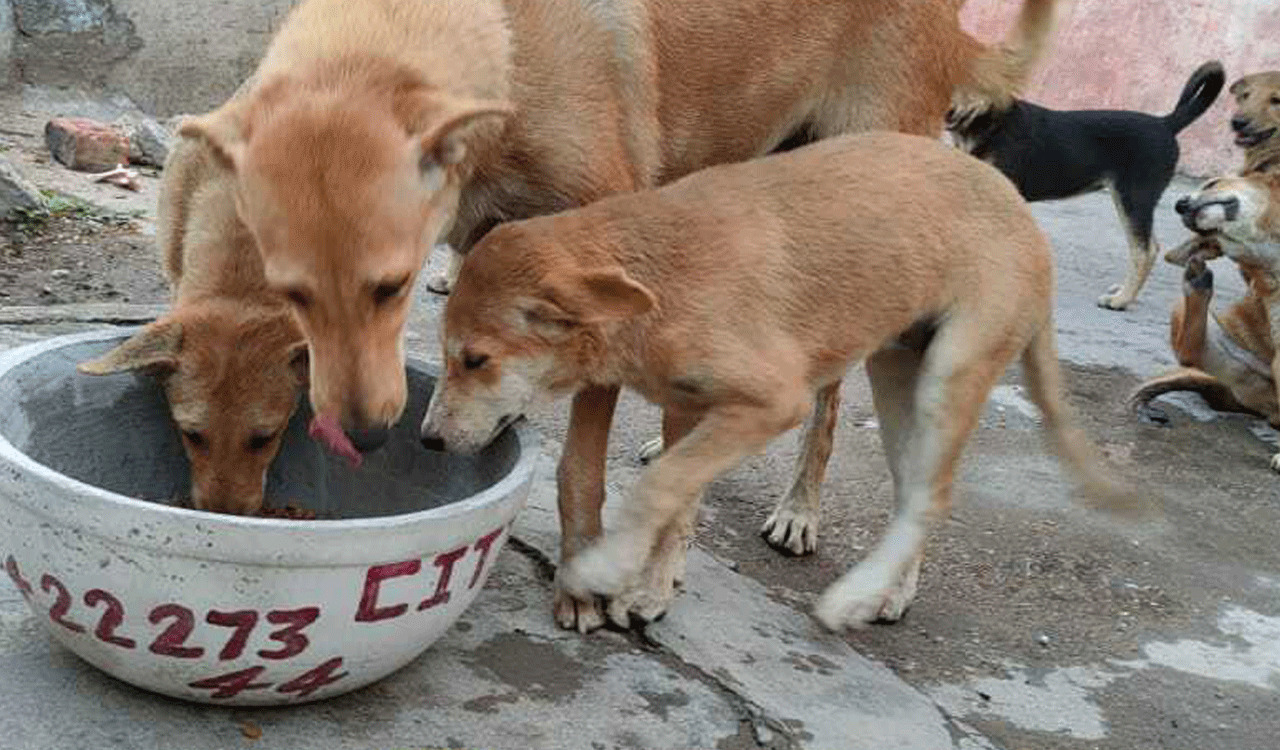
[0,329,538,705]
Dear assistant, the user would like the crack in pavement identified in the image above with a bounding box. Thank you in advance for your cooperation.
[505,532,791,749]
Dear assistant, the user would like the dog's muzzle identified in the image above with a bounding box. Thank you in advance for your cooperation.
[1176,195,1239,233]
[346,426,391,454]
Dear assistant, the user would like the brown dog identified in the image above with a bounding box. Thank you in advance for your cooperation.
[1133,173,1280,468]
[176,0,1057,629]
[1230,71,1280,175]
[78,136,307,515]
[421,133,1141,631]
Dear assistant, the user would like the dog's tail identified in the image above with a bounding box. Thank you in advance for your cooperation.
[1164,61,1226,134]
[1020,321,1156,519]
[951,0,1058,120]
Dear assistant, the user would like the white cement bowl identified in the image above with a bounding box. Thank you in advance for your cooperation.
[0,329,537,705]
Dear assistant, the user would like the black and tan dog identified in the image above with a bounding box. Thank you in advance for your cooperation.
[947,61,1225,311]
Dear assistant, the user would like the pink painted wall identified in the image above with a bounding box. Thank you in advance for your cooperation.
[961,0,1280,176]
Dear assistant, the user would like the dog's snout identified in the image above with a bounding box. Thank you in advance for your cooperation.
[345,426,390,454]
[1175,195,1193,215]
[1221,196,1240,221]
[1231,115,1250,134]
[421,433,447,452]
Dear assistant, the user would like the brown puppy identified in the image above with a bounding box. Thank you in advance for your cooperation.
[78,136,306,515]
[1230,71,1280,175]
[177,0,1057,629]
[422,133,1141,631]
[1133,173,1280,469]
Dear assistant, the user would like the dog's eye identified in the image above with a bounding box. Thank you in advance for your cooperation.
[1271,95,1280,106]
[463,352,490,371]
[373,277,409,306]
[282,288,311,309]
[182,430,206,449]
[246,433,275,453]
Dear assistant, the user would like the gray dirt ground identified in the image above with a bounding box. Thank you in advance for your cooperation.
[1,108,1279,748]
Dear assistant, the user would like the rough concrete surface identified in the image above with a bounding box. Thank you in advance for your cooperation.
[0,137,1279,746]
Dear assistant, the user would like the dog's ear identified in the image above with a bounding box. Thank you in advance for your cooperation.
[410,95,514,186]
[78,321,182,376]
[522,268,656,333]
[177,77,296,171]
[287,339,310,387]
[1229,77,1247,97]
[177,109,248,172]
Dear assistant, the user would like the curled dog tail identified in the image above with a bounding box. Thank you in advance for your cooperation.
[1164,61,1226,134]
[1020,321,1155,518]
[952,0,1058,119]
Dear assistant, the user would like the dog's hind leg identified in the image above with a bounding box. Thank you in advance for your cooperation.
[1098,182,1164,310]
[861,345,928,621]
[606,407,705,627]
[562,395,810,613]
[761,379,842,556]
[815,322,1012,630]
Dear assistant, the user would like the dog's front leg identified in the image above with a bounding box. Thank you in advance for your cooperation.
[553,384,620,633]
[1172,256,1214,367]
[605,407,704,627]
[562,402,806,623]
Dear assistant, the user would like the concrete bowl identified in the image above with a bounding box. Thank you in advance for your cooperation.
[0,329,538,705]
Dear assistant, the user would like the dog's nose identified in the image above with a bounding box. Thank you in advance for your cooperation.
[345,426,390,454]
[420,433,447,452]
[1231,115,1249,133]
[1175,196,1193,215]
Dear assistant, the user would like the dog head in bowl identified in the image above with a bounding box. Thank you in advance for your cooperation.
[78,300,307,515]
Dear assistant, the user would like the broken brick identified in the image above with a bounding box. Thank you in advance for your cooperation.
[44,117,131,172]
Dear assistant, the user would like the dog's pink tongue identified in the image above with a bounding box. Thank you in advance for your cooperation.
[308,414,363,469]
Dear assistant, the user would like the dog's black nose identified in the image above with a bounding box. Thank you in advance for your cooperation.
[345,427,390,454]
[1175,196,1193,215]
[421,434,447,452]
[1231,115,1249,133]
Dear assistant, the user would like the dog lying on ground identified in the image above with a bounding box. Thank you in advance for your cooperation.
[77,136,307,515]
[1230,70,1280,175]
[946,61,1225,310]
[176,0,1057,631]
[1132,172,1280,469]
[421,133,1144,631]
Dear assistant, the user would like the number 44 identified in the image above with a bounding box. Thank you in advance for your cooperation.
[188,657,349,700]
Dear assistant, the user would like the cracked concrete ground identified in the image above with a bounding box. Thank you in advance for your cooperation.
[2,160,1280,748]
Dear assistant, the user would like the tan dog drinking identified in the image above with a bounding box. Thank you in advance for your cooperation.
[79,137,306,515]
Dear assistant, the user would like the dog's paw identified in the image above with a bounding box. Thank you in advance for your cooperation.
[425,272,453,296]
[1269,452,1280,474]
[560,540,637,600]
[761,505,818,556]
[637,436,664,464]
[814,564,916,631]
[1097,285,1131,311]
[553,580,607,634]
[605,574,678,629]
[1183,258,1214,293]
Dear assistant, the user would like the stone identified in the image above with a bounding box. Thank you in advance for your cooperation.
[116,115,172,167]
[0,159,44,217]
[44,117,131,172]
